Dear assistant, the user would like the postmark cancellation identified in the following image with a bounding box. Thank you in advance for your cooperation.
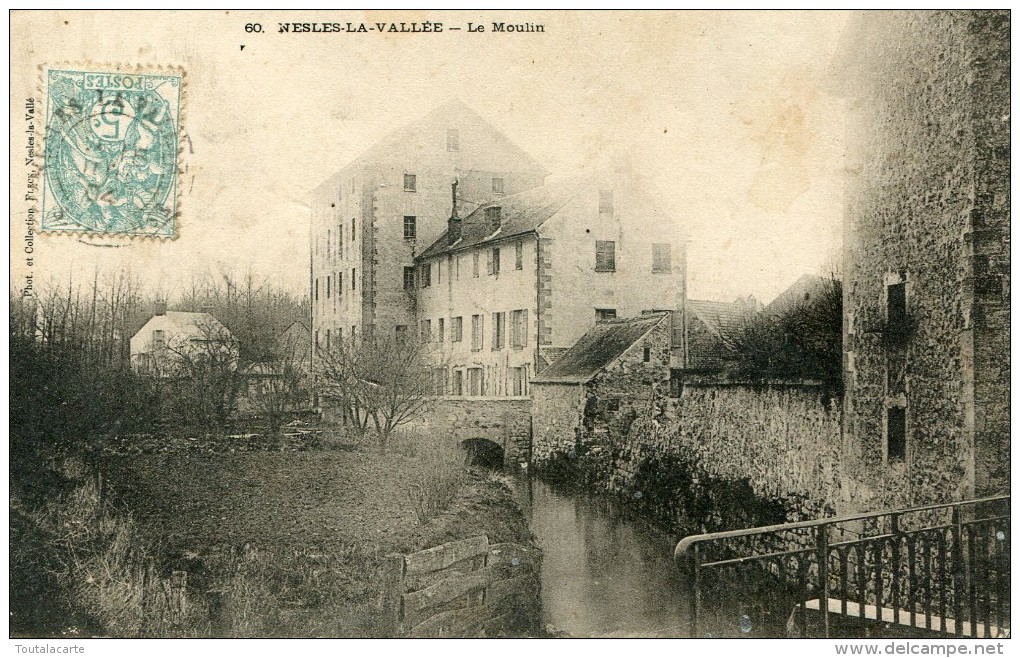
[40,65,184,238]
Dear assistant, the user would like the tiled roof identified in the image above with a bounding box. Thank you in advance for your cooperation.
[419,177,586,259]
[685,299,755,371]
[532,313,668,384]
[764,274,831,317]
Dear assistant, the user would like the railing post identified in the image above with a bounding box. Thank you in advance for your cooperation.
[952,505,965,637]
[689,543,700,638]
[890,513,901,626]
[816,523,830,638]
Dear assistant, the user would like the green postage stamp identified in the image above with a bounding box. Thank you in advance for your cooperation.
[41,67,182,237]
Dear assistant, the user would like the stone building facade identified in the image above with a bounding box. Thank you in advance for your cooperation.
[839,10,1010,510]
[308,101,547,357]
[414,170,687,398]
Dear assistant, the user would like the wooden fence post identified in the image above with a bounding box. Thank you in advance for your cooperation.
[383,554,406,637]
[170,570,188,626]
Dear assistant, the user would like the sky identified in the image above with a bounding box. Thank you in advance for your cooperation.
[11,10,850,305]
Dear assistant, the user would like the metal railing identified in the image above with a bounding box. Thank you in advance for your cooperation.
[674,495,1010,638]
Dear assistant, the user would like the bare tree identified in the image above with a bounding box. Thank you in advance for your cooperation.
[163,316,242,432]
[246,329,309,436]
[316,335,435,450]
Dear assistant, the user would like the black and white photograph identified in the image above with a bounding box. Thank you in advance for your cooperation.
[8,8,1011,650]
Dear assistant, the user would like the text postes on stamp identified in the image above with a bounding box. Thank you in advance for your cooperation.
[41,68,182,237]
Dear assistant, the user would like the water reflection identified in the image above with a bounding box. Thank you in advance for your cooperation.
[518,477,689,638]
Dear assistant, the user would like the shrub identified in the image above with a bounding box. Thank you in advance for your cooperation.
[397,429,468,522]
[728,278,842,392]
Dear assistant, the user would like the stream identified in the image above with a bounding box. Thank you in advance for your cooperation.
[514,477,691,638]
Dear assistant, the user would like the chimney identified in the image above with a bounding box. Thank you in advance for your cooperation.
[447,178,462,246]
[154,301,167,316]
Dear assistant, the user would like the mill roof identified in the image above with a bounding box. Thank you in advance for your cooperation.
[532,313,668,384]
[418,176,587,259]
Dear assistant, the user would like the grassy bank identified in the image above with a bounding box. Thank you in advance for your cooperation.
[11,428,488,638]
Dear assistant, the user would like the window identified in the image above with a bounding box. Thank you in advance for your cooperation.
[315,330,319,347]
[447,129,459,151]
[492,177,505,194]
[403,266,415,291]
[595,240,616,272]
[338,271,343,294]
[403,215,416,239]
[887,280,907,344]
[472,252,480,277]
[395,324,408,341]
[351,325,356,340]
[326,328,331,349]
[596,308,617,321]
[511,309,528,347]
[338,223,343,256]
[493,312,506,349]
[438,318,445,343]
[152,329,165,349]
[643,347,651,362]
[488,247,501,275]
[515,241,523,270]
[652,243,672,273]
[351,218,356,242]
[337,327,342,342]
[599,189,614,215]
[451,316,464,342]
[453,369,464,396]
[471,314,484,351]
[437,260,442,284]
[326,274,331,298]
[420,263,432,288]
[887,406,906,460]
[511,367,528,396]
[421,319,432,343]
[468,367,484,396]
[315,278,319,301]
[404,173,416,192]
[351,268,356,290]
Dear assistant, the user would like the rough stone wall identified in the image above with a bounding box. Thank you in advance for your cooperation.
[967,11,1010,498]
[411,398,533,465]
[530,383,583,463]
[841,10,1010,511]
[664,384,841,508]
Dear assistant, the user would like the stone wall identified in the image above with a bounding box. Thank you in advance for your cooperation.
[533,376,843,529]
[411,398,533,465]
[840,10,1010,511]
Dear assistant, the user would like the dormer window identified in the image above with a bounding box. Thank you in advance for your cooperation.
[404,174,417,192]
[485,206,502,228]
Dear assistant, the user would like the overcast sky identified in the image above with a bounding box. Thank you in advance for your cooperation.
[12,10,850,305]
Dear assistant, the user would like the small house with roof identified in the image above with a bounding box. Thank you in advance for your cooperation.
[130,304,237,377]
[530,312,674,461]
[413,166,686,399]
